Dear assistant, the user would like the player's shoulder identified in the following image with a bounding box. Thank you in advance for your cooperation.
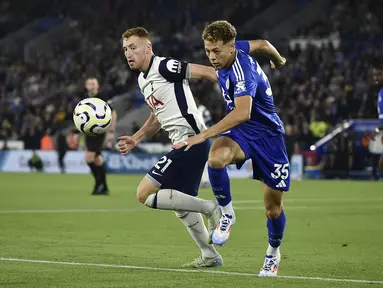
[157,56,188,83]
[229,51,256,82]
[379,88,383,97]
[237,49,256,67]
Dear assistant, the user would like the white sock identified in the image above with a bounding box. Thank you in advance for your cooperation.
[221,201,235,216]
[144,189,215,213]
[266,244,280,256]
[176,211,218,259]
[201,163,209,183]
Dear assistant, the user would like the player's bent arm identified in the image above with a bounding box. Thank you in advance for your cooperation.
[248,40,286,68]
[110,110,117,132]
[188,64,218,83]
[132,112,161,143]
[201,96,252,139]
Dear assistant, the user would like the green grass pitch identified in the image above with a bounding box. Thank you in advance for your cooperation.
[0,173,383,287]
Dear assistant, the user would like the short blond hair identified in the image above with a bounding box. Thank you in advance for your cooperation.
[202,20,237,44]
[122,27,151,40]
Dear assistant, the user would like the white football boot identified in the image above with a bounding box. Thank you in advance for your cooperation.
[182,254,223,268]
[258,252,281,277]
[205,202,222,244]
[211,213,235,246]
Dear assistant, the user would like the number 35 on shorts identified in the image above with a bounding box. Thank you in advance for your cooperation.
[271,163,289,180]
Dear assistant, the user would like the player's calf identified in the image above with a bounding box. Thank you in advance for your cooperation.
[259,185,286,276]
[137,177,216,214]
[176,211,222,268]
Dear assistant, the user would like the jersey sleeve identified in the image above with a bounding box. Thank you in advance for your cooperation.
[378,89,383,124]
[235,40,250,54]
[232,57,257,98]
[158,58,189,82]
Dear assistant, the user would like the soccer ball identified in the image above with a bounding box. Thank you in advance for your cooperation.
[73,98,112,136]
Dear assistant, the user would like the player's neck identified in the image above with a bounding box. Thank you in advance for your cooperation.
[87,91,98,97]
[141,54,154,73]
[226,50,237,69]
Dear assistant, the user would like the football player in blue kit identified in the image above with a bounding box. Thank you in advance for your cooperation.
[371,58,383,172]
[175,20,288,276]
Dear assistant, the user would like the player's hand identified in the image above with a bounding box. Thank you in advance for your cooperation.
[270,57,286,69]
[117,135,137,155]
[173,134,206,151]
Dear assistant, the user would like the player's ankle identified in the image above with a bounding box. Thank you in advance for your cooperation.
[266,244,280,256]
[221,202,234,216]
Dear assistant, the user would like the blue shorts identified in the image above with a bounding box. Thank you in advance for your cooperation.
[146,140,210,196]
[219,130,290,191]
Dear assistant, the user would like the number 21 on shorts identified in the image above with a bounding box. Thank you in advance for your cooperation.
[155,156,173,173]
[271,163,289,180]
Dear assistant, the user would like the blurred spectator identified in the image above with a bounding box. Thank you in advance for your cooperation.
[28,151,44,172]
[1,0,382,152]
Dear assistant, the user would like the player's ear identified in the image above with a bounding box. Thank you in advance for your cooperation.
[230,41,235,53]
[146,42,152,55]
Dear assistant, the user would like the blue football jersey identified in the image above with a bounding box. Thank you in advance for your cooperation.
[378,88,383,124]
[216,40,284,139]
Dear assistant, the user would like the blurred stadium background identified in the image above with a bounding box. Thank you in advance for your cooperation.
[1,0,383,287]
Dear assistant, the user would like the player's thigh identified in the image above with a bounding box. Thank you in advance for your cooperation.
[94,153,104,166]
[209,136,246,167]
[178,141,210,196]
[180,148,208,196]
[251,134,290,192]
[85,135,104,153]
[146,141,209,197]
[137,176,160,203]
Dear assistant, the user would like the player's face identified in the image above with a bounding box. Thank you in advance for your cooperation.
[85,79,99,95]
[372,68,383,86]
[204,40,235,70]
[123,36,150,71]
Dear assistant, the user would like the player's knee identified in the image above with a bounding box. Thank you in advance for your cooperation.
[94,155,103,166]
[136,191,146,204]
[136,183,153,204]
[265,205,283,219]
[175,211,189,219]
[208,154,227,168]
[85,152,96,163]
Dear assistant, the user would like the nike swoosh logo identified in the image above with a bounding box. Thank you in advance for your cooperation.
[152,171,162,176]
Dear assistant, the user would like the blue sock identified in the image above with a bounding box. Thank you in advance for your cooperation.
[267,210,286,248]
[208,166,232,206]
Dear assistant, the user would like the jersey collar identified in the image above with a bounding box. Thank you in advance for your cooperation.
[143,55,156,79]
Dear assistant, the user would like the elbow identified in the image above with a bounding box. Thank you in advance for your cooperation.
[259,40,270,51]
[242,113,251,122]
[236,110,251,123]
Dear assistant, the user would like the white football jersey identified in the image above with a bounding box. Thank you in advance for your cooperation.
[138,55,206,143]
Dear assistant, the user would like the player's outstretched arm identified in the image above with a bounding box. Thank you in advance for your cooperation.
[132,112,161,143]
[174,96,252,151]
[188,64,218,83]
[107,110,118,139]
[201,96,252,139]
[248,40,286,69]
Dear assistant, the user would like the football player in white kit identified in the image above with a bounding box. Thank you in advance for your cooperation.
[118,27,222,268]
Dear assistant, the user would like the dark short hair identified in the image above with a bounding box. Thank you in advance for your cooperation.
[202,20,237,44]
